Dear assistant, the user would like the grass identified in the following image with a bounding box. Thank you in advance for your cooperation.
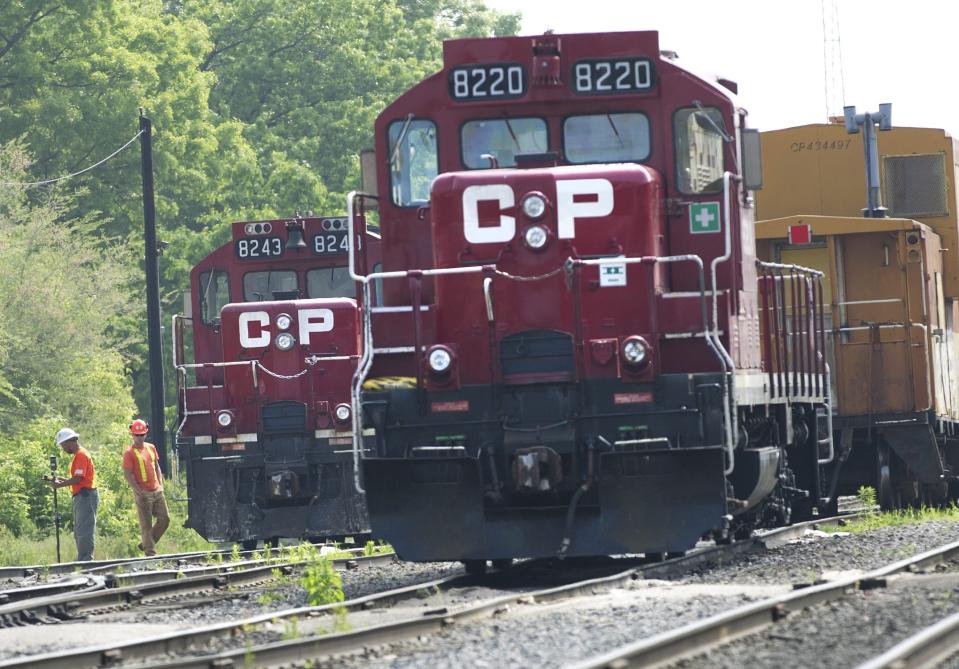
[825,485,959,534]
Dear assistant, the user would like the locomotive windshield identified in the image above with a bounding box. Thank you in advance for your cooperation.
[243,270,298,301]
[461,118,547,168]
[389,118,437,207]
[563,112,651,164]
[198,269,230,325]
[674,106,727,194]
[306,266,355,299]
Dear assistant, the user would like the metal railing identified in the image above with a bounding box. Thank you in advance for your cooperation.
[346,191,740,492]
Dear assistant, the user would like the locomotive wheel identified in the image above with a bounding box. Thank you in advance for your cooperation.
[645,552,665,562]
[666,551,687,559]
[491,558,513,571]
[241,539,258,551]
[921,481,949,508]
[463,560,487,576]
[877,443,897,510]
[268,536,281,549]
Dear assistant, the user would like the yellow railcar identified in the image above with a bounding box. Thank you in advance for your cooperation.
[756,124,959,507]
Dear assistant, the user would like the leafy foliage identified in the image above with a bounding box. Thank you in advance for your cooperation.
[0,0,518,555]
[301,556,345,607]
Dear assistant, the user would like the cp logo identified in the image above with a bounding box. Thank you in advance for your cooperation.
[462,178,614,244]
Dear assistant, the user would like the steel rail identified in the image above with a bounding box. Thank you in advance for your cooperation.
[853,608,959,669]
[0,577,102,605]
[0,572,477,669]
[71,517,853,669]
[0,553,394,627]
[570,537,959,669]
[0,516,857,667]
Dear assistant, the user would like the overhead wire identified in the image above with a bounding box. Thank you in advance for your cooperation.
[0,130,144,189]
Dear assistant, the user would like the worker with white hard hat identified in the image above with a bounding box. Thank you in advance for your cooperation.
[51,428,98,561]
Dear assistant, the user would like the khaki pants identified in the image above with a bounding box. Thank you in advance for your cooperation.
[135,489,170,556]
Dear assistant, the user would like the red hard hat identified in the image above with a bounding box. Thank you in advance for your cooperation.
[130,419,149,435]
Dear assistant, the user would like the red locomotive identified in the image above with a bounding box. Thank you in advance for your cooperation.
[348,31,830,568]
[174,216,376,548]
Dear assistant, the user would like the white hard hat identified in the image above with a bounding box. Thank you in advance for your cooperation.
[55,428,79,445]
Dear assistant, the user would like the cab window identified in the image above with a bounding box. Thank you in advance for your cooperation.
[243,271,298,301]
[563,113,650,164]
[674,107,727,194]
[461,118,548,168]
[198,270,230,325]
[306,267,355,299]
[389,118,437,207]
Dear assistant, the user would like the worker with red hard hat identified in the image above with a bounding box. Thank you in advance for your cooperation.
[122,419,170,556]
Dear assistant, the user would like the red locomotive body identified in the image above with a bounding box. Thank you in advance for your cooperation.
[350,31,828,565]
[174,216,375,546]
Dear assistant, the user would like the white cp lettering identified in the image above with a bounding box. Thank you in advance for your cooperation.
[298,308,334,342]
[238,309,335,348]
[555,178,614,239]
[239,311,270,348]
[462,184,515,244]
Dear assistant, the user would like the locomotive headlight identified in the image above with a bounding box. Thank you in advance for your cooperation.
[275,332,296,351]
[216,410,234,428]
[521,193,547,220]
[276,313,293,330]
[523,225,549,250]
[621,336,650,367]
[334,403,352,423]
[427,345,453,374]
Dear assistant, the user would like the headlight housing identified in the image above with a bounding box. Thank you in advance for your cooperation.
[275,332,296,351]
[621,335,650,367]
[427,345,453,374]
[523,225,549,251]
[334,403,352,423]
[276,313,293,330]
[521,193,547,219]
[216,410,234,428]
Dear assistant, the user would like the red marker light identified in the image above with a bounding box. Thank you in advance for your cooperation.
[788,224,812,245]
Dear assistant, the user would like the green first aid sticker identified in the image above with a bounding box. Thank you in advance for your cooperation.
[689,202,721,234]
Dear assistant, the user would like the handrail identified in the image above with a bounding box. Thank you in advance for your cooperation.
[346,241,739,489]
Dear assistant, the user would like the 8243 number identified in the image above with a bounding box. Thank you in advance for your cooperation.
[236,237,283,259]
[313,231,349,255]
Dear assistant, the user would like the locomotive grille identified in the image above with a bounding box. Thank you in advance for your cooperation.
[261,401,307,433]
[500,329,574,383]
[883,153,947,218]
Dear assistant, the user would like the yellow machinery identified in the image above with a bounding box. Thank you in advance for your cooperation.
[756,124,959,507]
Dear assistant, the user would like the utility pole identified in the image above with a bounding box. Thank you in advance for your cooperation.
[139,112,168,475]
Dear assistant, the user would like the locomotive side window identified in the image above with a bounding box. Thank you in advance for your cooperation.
[389,118,437,207]
[306,267,355,299]
[461,118,547,168]
[243,271,298,301]
[563,112,650,164]
[674,107,727,194]
[198,270,230,325]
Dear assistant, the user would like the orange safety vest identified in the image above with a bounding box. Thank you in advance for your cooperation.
[124,442,160,490]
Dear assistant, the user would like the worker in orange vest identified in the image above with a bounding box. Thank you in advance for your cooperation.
[122,419,170,556]
[51,428,98,561]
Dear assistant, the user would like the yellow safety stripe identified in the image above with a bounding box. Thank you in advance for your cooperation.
[132,446,153,482]
[362,376,417,390]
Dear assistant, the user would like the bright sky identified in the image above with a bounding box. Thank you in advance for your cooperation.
[482,0,954,135]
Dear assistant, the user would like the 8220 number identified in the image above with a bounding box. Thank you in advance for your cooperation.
[573,58,653,94]
[449,64,526,100]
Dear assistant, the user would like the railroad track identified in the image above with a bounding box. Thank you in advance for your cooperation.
[853,609,959,669]
[0,515,856,669]
[0,552,394,628]
[0,542,373,582]
[570,537,959,668]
